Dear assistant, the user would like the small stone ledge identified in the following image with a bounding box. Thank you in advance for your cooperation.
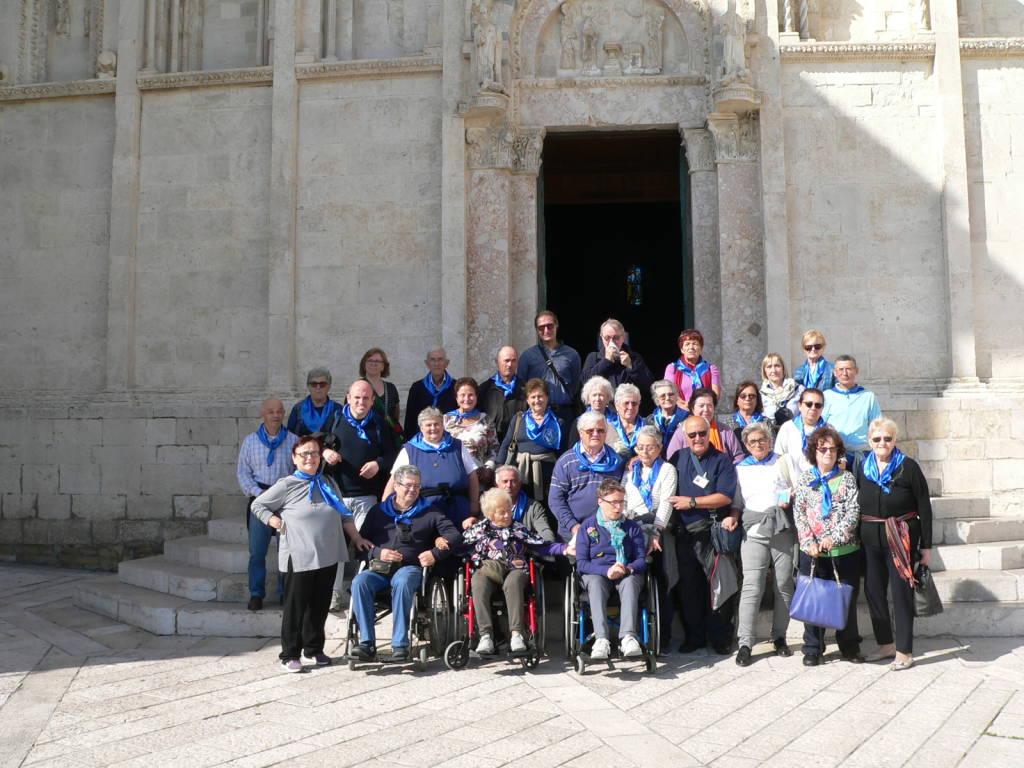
[137,66,273,90]
[296,55,442,81]
[0,78,115,102]
[779,41,936,62]
[960,37,1024,58]
[517,74,707,89]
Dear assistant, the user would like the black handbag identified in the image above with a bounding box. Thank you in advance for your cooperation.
[913,564,943,617]
[711,520,745,554]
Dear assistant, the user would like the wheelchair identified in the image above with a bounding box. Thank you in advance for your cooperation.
[444,557,546,670]
[343,561,453,672]
[563,561,659,674]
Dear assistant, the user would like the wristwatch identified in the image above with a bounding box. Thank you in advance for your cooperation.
[689,498,698,510]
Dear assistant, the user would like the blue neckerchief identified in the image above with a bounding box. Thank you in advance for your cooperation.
[809,466,840,518]
[733,411,765,427]
[423,372,454,406]
[342,404,373,444]
[293,469,349,515]
[612,415,647,451]
[380,494,431,525]
[492,373,518,399]
[596,509,628,564]
[794,413,826,452]
[525,408,561,451]
[445,408,481,424]
[689,450,706,481]
[256,424,288,467]
[573,442,622,474]
[801,358,833,389]
[512,491,529,522]
[862,448,905,494]
[653,408,687,443]
[299,396,339,433]
[673,356,711,391]
[831,384,866,396]
[631,458,663,511]
[738,453,775,467]
[588,405,618,425]
[406,431,456,454]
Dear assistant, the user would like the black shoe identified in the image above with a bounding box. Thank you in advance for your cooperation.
[350,643,376,661]
[735,646,752,667]
[803,653,821,667]
[390,646,410,662]
[842,652,866,664]
[712,643,731,655]
[247,595,263,611]
[773,638,793,657]
[678,642,703,654]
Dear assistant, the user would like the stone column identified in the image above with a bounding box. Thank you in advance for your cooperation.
[105,1,146,390]
[267,0,299,391]
[681,127,723,371]
[337,0,354,60]
[295,0,321,64]
[708,112,766,396]
[509,130,544,353]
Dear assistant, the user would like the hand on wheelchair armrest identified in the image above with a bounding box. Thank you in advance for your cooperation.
[418,550,437,567]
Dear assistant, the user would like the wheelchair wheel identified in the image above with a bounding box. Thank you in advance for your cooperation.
[645,652,657,674]
[444,640,470,670]
[645,570,661,658]
[575,653,586,675]
[563,576,577,659]
[427,576,452,656]
[533,569,546,657]
[414,646,429,672]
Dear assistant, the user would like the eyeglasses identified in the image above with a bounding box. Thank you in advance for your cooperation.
[870,436,894,444]
[738,393,758,400]
[308,381,329,388]
[536,323,555,331]
[600,497,626,507]
[582,427,607,434]
[655,392,675,399]
[295,451,320,459]
[686,430,709,439]
[802,401,824,409]
[816,445,837,454]
[396,482,422,490]
[804,344,823,351]
[746,437,769,446]
[366,359,384,365]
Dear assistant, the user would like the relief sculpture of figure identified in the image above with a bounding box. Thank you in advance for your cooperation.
[55,0,72,38]
[645,8,665,73]
[717,0,747,81]
[472,0,505,93]
[915,0,931,31]
[560,7,579,71]
[581,17,600,75]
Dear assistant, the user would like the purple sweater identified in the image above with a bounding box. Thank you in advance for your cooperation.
[575,514,648,576]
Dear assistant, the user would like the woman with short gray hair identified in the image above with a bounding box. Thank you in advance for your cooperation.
[287,367,342,436]
[609,383,646,458]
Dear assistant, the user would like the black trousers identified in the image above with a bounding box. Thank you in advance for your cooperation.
[863,542,916,653]
[280,560,338,661]
[673,528,737,648]
[797,551,862,657]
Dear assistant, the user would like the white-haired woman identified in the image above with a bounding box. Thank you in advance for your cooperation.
[609,383,647,458]
[624,425,677,546]
[647,379,688,452]
[855,418,933,671]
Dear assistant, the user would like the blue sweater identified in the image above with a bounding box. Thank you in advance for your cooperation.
[575,514,648,576]
[548,449,625,542]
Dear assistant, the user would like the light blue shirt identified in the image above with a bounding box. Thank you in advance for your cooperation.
[822,386,882,452]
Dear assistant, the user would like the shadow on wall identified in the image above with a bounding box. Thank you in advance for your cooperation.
[959,0,1024,36]
[808,0,864,42]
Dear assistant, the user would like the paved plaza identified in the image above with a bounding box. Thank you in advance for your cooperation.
[2,564,1023,768]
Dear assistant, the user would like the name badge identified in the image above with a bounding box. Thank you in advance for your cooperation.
[693,474,709,489]
[777,488,791,504]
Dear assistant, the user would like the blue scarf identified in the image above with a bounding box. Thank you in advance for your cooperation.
[446,408,481,424]
[512,491,529,522]
[673,356,712,392]
[733,411,765,427]
[525,408,562,451]
[573,442,622,474]
[862,448,905,494]
[492,373,518,399]
[299,396,339,433]
[831,384,866,396]
[809,466,840,518]
[380,494,431,525]
[653,408,687,444]
[407,431,456,455]
[738,453,775,467]
[631,458,663,511]
[801,358,833,389]
[293,469,349,514]
[423,372,454,406]
[597,509,628,565]
[256,424,288,466]
[341,404,373,444]
[612,415,646,451]
[794,413,826,452]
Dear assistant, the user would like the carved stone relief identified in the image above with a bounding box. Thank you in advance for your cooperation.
[466,120,545,174]
[681,126,715,173]
[472,0,506,94]
[715,0,747,83]
[17,0,48,84]
[707,112,759,163]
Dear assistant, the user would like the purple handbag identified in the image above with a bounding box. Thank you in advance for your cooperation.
[789,558,853,630]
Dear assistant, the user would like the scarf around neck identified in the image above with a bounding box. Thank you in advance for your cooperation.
[423,372,454,406]
[525,408,561,451]
[631,458,663,511]
[492,373,518,399]
[293,469,349,514]
[801,358,832,390]
[341,404,374,443]
[673,356,712,393]
[573,442,622,474]
[256,424,288,466]
[407,431,456,455]
[597,508,628,564]
[299,396,339,433]
[809,466,840,518]
[381,494,431,525]
[862,448,905,494]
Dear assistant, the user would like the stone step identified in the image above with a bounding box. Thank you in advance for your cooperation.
[207,518,250,544]
[925,477,942,496]
[930,496,990,520]
[119,555,281,602]
[931,569,1024,603]
[931,541,1024,572]
[935,517,1024,545]
[163,536,277,574]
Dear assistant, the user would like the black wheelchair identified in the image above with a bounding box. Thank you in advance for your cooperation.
[343,561,453,672]
[563,561,660,674]
[444,557,546,670]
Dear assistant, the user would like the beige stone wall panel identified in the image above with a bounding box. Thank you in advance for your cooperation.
[960,0,1024,36]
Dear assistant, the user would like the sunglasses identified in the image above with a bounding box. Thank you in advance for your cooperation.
[295,451,320,459]
[308,381,329,388]
[804,344,824,351]
[686,430,709,439]
[738,393,758,400]
[802,401,824,409]
[816,445,837,454]
[871,436,894,443]
[536,323,556,331]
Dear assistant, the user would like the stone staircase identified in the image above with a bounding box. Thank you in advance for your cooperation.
[74,518,345,637]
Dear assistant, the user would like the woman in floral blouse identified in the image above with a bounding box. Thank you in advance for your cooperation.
[792,424,865,667]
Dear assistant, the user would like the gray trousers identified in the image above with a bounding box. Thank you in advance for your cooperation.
[333,495,377,593]
[582,572,644,640]
[471,560,529,634]
[736,526,796,649]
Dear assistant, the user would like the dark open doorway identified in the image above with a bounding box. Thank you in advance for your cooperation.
[539,131,690,376]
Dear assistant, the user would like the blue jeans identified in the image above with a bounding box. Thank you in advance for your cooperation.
[352,565,422,648]
[248,511,284,598]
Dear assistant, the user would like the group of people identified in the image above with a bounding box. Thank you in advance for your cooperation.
[237,316,932,673]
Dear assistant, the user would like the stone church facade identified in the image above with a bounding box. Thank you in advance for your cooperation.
[1,0,1023,568]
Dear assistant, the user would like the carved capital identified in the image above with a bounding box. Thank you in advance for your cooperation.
[466,119,545,173]
[707,112,759,164]
[681,127,715,174]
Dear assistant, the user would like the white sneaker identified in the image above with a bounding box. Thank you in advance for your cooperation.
[328,591,344,613]
[510,632,527,654]
[621,635,642,658]
[476,633,495,655]
[590,637,611,660]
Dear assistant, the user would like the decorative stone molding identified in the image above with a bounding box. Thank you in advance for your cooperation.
[87,0,105,78]
[712,79,760,114]
[295,55,442,80]
[707,111,758,163]
[516,74,706,89]
[96,51,116,80]
[681,127,715,173]
[779,41,935,61]
[137,66,273,90]
[0,78,116,102]
[960,38,1024,58]
[17,0,47,85]
[465,119,546,173]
